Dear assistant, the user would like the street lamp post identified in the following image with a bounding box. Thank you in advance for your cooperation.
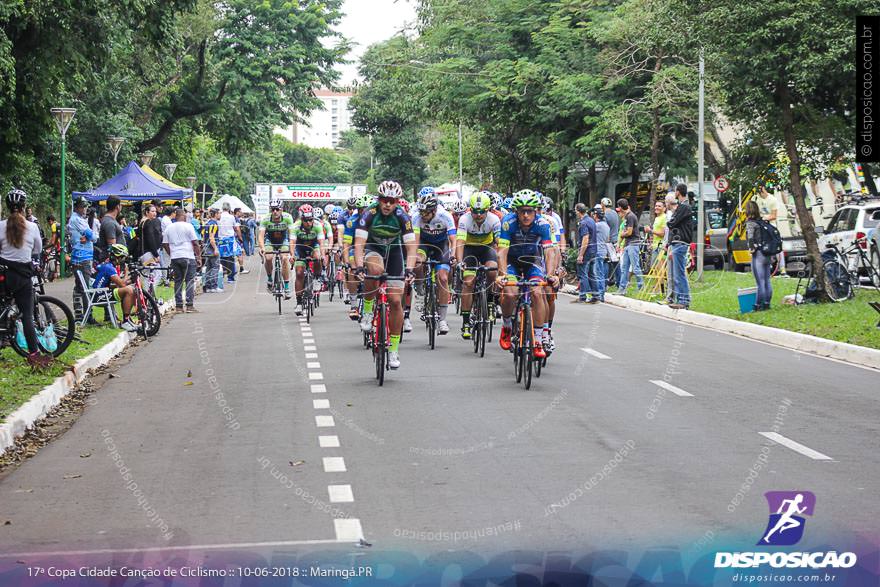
[51,107,76,278]
[458,122,463,199]
[107,136,125,171]
[186,176,197,209]
[139,151,155,168]
[164,163,177,181]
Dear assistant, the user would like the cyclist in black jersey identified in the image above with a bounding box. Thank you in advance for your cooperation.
[353,181,417,370]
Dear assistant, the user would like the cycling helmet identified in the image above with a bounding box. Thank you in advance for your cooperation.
[418,186,436,199]
[601,197,613,207]
[323,203,334,214]
[490,193,502,210]
[356,194,372,209]
[511,189,541,209]
[269,198,282,209]
[469,191,492,212]
[299,204,314,220]
[542,196,553,211]
[313,207,324,219]
[329,211,340,222]
[417,192,438,211]
[451,199,468,214]
[333,205,344,215]
[109,243,129,259]
[5,188,27,210]
[378,180,404,199]
[502,197,513,210]
[398,199,410,214]
[346,195,358,208]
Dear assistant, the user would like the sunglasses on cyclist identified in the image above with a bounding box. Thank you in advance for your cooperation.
[472,208,488,215]
[517,208,536,214]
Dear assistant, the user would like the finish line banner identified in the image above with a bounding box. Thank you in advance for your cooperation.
[271,184,365,201]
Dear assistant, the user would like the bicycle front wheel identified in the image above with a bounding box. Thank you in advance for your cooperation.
[522,306,534,390]
[140,292,162,337]
[823,260,852,302]
[375,303,386,386]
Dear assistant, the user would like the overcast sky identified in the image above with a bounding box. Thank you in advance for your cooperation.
[334,0,417,85]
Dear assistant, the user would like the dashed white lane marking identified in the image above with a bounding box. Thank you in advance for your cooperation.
[308,372,324,380]
[304,345,317,351]
[759,432,833,461]
[313,399,330,409]
[305,352,318,359]
[319,435,340,448]
[303,338,315,344]
[310,384,327,393]
[649,380,694,397]
[323,457,347,472]
[334,519,364,541]
[315,415,335,427]
[328,484,354,502]
[580,347,611,360]
[307,362,321,369]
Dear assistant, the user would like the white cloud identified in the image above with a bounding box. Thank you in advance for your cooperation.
[335,0,417,85]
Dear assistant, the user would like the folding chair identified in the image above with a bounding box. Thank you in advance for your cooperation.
[75,269,119,328]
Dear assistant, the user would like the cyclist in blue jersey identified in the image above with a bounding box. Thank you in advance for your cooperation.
[495,190,559,358]
[342,194,372,315]
[412,189,457,335]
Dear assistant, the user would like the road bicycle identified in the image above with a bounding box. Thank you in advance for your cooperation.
[822,238,880,302]
[509,279,546,390]
[327,250,345,302]
[420,260,443,350]
[469,266,493,358]
[0,263,75,358]
[268,248,287,315]
[451,263,463,315]
[39,247,61,282]
[127,262,164,339]
[301,258,321,323]
[364,273,391,386]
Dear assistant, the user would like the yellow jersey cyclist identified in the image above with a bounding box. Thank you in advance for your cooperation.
[496,190,560,359]
[291,204,325,315]
[258,199,295,299]
[412,189,457,335]
[353,181,417,370]
[455,191,501,340]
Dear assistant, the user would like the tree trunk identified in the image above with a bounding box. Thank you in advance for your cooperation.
[649,56,663,204]
[778,83,829,302]
[629,160,639,205]
[588,162,597,206]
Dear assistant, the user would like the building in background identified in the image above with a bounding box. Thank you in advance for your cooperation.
[274,88,353,149]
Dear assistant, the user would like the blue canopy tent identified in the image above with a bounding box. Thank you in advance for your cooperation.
[72,160,192,202]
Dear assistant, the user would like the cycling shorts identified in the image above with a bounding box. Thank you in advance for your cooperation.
[295,243,319,263]
[417,242,450,272]
[364,243,405,287]
[462,244,497,271]
[505,255,545,283]
[264,242,290,254]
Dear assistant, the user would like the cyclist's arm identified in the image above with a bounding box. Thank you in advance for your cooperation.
[455,231,466,264]
[257,226,266,253]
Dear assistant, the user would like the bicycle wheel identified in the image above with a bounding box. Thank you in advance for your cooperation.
[476,294,487,358]
[522,306,534,390]
[425,278,436,350]
[12,295,75,358]
[513,309,524,384]
[375,303,386,386]
[141,292,161,338]
[823,259,852,302]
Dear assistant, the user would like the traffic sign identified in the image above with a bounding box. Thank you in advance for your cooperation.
[713,176,730,192]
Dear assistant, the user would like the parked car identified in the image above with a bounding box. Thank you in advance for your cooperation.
[819,200,880,280]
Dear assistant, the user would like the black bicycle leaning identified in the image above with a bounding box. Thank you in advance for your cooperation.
[0,263,75,358]
[823,238,880,302]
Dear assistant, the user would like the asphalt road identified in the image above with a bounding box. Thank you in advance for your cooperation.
[1,259,878,559]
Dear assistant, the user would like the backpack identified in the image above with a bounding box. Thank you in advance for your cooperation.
[758,220,782,255]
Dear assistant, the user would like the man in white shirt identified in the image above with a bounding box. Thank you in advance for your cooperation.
[218,202,241,282]
[163,207,202,312]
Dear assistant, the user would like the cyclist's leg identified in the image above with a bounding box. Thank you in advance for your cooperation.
[294,245,308,300]
[263,245,274,278]
[460,246,479,335]
[119,286,136,320]
[385,245,406,362]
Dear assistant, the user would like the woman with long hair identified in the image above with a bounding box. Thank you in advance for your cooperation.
[0,188,52,368]
[746,199,772,311]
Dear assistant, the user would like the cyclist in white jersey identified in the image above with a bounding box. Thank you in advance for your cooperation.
[455,191,501,339]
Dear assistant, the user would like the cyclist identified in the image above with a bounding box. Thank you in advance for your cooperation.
[291,204,325,315]
[412,190,457,335]
[342,194,373,315]
[314,206,334,286]
[93,243,139,332]
[489,194,504,221]
[258,199,295,299]
[540,195,565,353]
[455,191,500,339]
[353,180,417,369]
[449,198,468,228]
[496,190,559,359]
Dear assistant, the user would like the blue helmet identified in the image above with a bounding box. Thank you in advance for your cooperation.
[333,205,344,215]
[418,186,436,199]
[502,197,513,209]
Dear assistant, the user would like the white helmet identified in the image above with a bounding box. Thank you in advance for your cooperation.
[269,198,282,209]
[451,198,467,214]
[323,203,335,214]
[313,206,324,219]
[378,180,404,199]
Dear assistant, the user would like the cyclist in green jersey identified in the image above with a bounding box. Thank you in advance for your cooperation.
[292,204,325,315]
[258,199,295,299]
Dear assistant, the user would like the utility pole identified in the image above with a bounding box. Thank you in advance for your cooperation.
[458,122,464,198]
[696,48,706,281]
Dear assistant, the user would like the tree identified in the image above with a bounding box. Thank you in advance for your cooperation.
[696,0,875,300]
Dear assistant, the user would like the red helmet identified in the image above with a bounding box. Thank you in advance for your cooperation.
[398,199,410,213]
[299,204,314,220]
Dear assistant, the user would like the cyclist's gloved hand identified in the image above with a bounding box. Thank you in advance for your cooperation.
[547,275,559,287]
[353,266,366,280]
[404,269,415,283]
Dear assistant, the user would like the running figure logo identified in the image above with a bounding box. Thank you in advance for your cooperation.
[758,491,816,546]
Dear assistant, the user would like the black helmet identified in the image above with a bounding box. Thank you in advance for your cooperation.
[6,188,27,211]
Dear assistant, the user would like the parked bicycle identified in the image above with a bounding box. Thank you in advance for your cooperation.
[823,238,880,302]
[127,262,164,339]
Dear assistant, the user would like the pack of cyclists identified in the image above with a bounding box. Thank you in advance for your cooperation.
[256,180,566,372]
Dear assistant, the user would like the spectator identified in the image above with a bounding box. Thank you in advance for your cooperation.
[188,205,201,237]
[600,197,620,286]
[591,204,610,303]
[746,200,772,311]
[202,208,221,292]
[572,203,596,303]
[163,207,202,312]
[88,206,100,236]
[245,214,257,256]
[1,189,51,368]
[217,202,240,283]
[666,183,693,309]
[644,199,667,269]
[233,207,250,274]
[96,195,125,262]
[68,197,98,323]
[616,198,643,294]
[756,185,785,275]
[157,207,174,283]
[664,193,678,303]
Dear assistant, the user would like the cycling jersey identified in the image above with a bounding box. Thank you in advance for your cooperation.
[322,219,333,243]
[355,207,415,247]
[343,212,359,246]
[548,212,564,243]
[456,212,501,246]
[498,213,554,259]
[413,209,456,246]
[260,212,295,248]
[292,220,325,245]
[92,262,118,289]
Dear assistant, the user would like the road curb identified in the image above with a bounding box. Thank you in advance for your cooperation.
[0,302,173,455]
[562,286,880,370]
